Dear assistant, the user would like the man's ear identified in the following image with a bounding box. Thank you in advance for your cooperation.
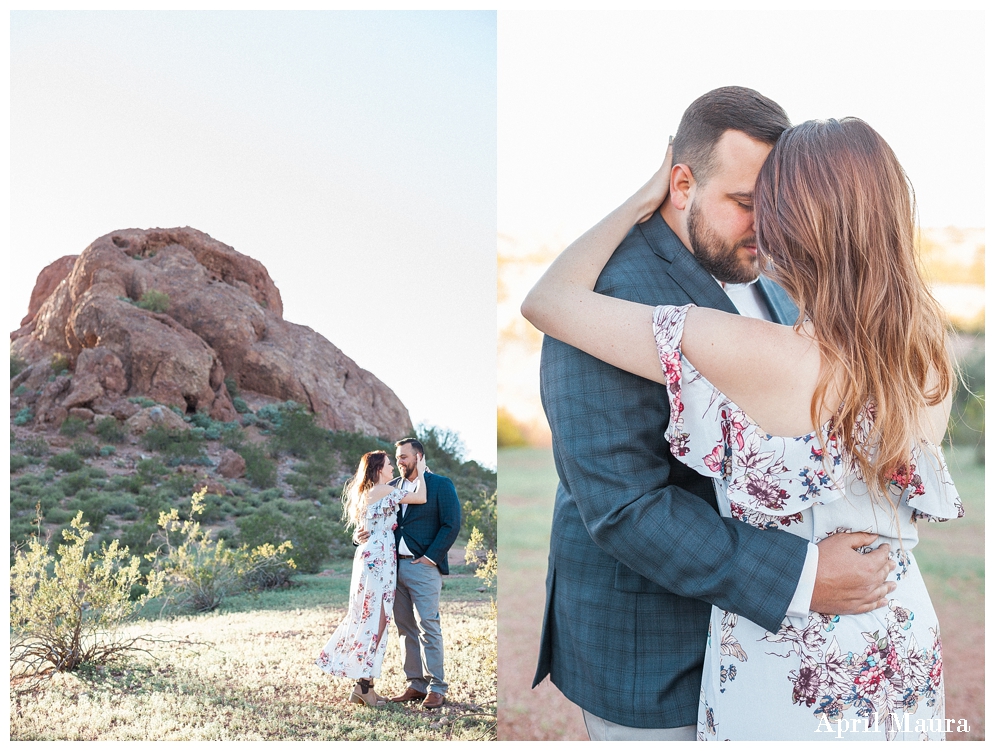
[669,163,694,212]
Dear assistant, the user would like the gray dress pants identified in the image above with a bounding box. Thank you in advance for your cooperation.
[394,557,447,695]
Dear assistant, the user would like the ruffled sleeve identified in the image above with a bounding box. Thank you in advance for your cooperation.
[366,486,408,519]
[900,442,965,522]
[652,304,849,530]
[653,304,729,479]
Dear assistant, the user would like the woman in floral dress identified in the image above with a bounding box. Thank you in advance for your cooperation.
[316,450,427,706]
[522,119,962,740]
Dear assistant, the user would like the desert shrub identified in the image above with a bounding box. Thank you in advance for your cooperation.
[11,354,27,378]
[21,437,49,457]
[462,491,497,552]
[237,506,346,573]
[11,454,30,472]
[58,470,92,497]
[49,452,84,473]
[140,426,172,452]
[50,353,72,375]
[94,417,126,444]
[285,454,335,500]
[232,397,249,414]
[141,426,207,465]
[128,396,157,408]
[9,513,165,682]
[224,377,239,398]
[43,506,75,524]
[151,489,294,612]
[272,406,328,458]
[14,407,34,426]
[59,417,89,437]
[242,542,297,589]
[13,384,29,397]
[238,443,277,488]
[327,430,394,464]
[136,458,169,487]
[72,495,109,530]
[136,289,170,313]
[221,424,246,450]
[100,446,116,457]
[71,437,99,457]
[240,412,258,427]
[118,519,159,559]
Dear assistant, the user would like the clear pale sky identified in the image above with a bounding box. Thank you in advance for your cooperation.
[499,10,986,245]
[10,11,497,466]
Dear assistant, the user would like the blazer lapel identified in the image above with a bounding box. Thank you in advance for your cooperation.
[637,211,738,314]
[756,276,801,325]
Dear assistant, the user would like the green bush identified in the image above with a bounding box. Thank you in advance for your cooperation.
[71,437,99,457]
[43,506,75,524]
[462,491,497,552]
[224,377,239,398]
[239,443,277,489]
[221,424,246,450]
[21,438,49,457]
[100,446,116,457]
[136,458,169,487]
[60,417,89,437]
[237,506,345,574]
[141,426,207,465]
[11,354,27,378]
[14,407,34,426]
[151,489,293,612]
[9,513,165,680]
[232,397,249,414]
[58,470,92,497]
[49,452,84,473]
[136,289,170,313]
[128,396,157,408]
[94,417,126,444]
[13,384,29,397]
[11,454,30,472]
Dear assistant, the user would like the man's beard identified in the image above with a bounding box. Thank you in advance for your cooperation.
[401,463,417,480]
[687,201,759,284]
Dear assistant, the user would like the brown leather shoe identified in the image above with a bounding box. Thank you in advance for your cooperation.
[389,687,427,703]
[422,691,445,709]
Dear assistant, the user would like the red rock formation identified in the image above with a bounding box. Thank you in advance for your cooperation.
[11,227,412,437]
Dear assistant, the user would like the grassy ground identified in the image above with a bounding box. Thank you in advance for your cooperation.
[497,445,984,741]
[10,565,496,741]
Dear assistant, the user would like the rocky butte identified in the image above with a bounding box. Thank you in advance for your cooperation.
[10,227,412,438]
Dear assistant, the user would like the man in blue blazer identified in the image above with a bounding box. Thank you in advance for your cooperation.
[388,438,461,709]
[533,87,894,740]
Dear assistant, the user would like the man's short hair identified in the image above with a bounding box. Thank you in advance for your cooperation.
[395,438,425,457]
[672,86,790,185]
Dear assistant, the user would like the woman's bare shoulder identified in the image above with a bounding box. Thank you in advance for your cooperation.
[681,308,823,435]
[367,484,396,504]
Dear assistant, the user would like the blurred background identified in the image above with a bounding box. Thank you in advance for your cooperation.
[497,10,984,741]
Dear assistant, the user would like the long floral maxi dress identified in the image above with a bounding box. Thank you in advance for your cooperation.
[652,305,963,742]
[316,487,407,679]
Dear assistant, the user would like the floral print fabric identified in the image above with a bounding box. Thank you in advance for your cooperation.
[316,487,407,680]
[652,304,963,741]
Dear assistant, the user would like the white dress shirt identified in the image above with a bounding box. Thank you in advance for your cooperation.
[716,277,818,618]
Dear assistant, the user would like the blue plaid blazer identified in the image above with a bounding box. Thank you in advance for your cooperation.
[532,210,809,728]
[392,472,461,575]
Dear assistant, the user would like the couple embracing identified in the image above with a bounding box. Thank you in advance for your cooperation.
[523,87,963,741]
[315,438,461,710]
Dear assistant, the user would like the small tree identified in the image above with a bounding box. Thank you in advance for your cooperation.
[10,512,165,682]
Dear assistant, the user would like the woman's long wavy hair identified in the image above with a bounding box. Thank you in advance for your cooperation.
[341,451,388,530]
[754,118,953,496]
